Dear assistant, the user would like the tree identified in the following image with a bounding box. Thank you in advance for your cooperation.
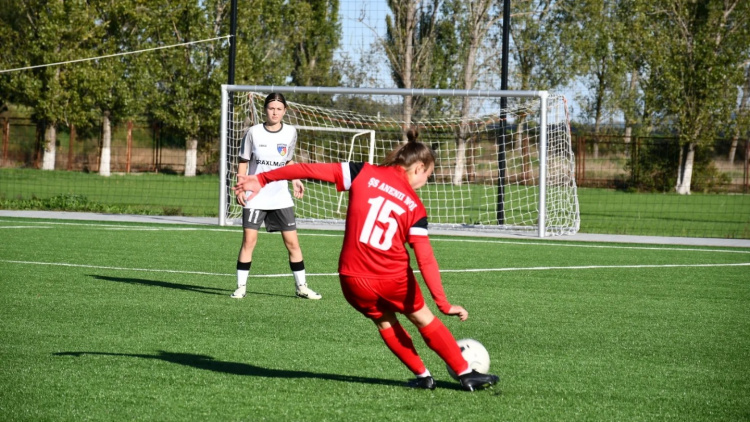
[438,0,502,184]
[1,0,93,170]
[288,0,342,105]
[383,0,440,130]
[145,0,229,177]
[610,0,652,145]
[728,65,750,164]
[645,0,750,195]
[232,0,295,85]
[500,0,569,183]
[510,0,570,92]
[555,0,628,159]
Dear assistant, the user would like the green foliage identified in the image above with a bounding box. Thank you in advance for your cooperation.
[287,0,342,106]
[0,193,184,216]
[624,137,736,193]
[645,0,750,146]
[0,168,217,216]
[626,138,681,192]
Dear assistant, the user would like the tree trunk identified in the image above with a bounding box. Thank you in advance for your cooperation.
[42,123,56,170]
[452,9,484,186]
[126,121,133,173]
[675,142,695,195]
[728,134,738,164]
[592,81,604,160]
[185,137,198,177]
[730,67,749,163]
[623,70,639,144]
[67,124,75,171]
[2,118,9,165]
[452,134,467,185]
[99,111,111,177]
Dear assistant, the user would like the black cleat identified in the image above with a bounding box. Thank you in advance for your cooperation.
[407,376,436,390]
[459,370,500,392]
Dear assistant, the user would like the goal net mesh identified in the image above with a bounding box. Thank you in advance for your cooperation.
[222,90,579,236]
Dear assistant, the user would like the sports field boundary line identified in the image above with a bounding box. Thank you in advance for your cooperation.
[3,218,749,255]
[2,210,749,248]
[2,259,748,279]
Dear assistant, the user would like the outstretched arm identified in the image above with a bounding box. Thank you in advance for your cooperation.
[234,162,344,202]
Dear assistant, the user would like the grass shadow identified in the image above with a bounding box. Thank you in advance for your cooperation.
[89,274,294,298]
[90,274,228,296]
[54,350,405,388]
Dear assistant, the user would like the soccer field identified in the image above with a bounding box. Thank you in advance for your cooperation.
[1,217,749,421]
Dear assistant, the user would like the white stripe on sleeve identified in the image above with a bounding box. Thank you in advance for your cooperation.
[409,227,428,237]
[341,163,352,191]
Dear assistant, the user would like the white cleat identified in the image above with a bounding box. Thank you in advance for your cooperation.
[230,286,246,299]
[295,284,322,300]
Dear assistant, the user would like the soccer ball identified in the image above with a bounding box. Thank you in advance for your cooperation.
[446,338,491,380]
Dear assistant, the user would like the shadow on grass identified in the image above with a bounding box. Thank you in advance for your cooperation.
[54,350,415,388]
[90,274,228,296]
[89,274,293,298]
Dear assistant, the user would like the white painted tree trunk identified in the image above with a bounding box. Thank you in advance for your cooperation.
[623,126,632,144]
[728,135,738,164]
[452,135,468,185]
[675,142,695,195]
[42,123,56,170]
[99,111,111,177]
[184,138,198,177]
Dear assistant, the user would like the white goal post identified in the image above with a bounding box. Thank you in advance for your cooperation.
[219,85,579,237]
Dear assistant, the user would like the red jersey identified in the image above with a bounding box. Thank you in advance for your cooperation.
[257,162,451,312]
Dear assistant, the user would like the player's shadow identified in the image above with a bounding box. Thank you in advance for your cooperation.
[90,275,228,296]
[54,350,407,388]
[89,274,291,298]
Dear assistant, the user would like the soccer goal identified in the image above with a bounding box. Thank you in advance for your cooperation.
[219,86,579,237]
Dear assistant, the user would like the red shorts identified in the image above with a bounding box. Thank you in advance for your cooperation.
[339,269,425,320]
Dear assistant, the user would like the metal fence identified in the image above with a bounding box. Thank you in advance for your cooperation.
[573,134,750,193]
[2,118,749,238]
[1,118,218,174]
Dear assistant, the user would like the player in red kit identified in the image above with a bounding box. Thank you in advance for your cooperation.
[234,128,500,392]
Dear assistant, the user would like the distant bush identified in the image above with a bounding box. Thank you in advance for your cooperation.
[0,193,184,216]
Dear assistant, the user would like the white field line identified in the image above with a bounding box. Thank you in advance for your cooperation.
[1,259,748,279]
[0,219,343,236]
[433,238,750,255]
[1,219,749,254]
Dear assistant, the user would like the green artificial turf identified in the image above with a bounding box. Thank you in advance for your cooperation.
[1,217,748,421]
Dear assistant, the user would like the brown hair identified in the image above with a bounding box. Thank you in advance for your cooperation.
[264,92,287,109]
[381,126,435,169]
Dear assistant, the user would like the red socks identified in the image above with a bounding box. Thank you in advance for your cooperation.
[379,318,470,377]
[418,318,469,376]
[379,323,426,375]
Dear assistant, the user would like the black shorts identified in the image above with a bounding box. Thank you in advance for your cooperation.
[242,207,297,232]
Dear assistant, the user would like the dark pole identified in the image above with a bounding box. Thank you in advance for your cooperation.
[226,0,239,218]
[228,0,238,85]
[497,0,510,224]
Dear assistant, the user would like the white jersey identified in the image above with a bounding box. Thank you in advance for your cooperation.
[238,122,297,210]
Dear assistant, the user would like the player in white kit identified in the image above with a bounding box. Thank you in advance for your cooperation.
[231,92,321,300]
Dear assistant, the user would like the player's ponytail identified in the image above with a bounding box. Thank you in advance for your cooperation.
[382,126,435,169]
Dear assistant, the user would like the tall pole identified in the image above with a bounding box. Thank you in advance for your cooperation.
[228,0,238,85]
[223,0,239,223]
[497,0,511,224]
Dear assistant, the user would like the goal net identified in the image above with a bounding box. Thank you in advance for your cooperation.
[219,86,579,237]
